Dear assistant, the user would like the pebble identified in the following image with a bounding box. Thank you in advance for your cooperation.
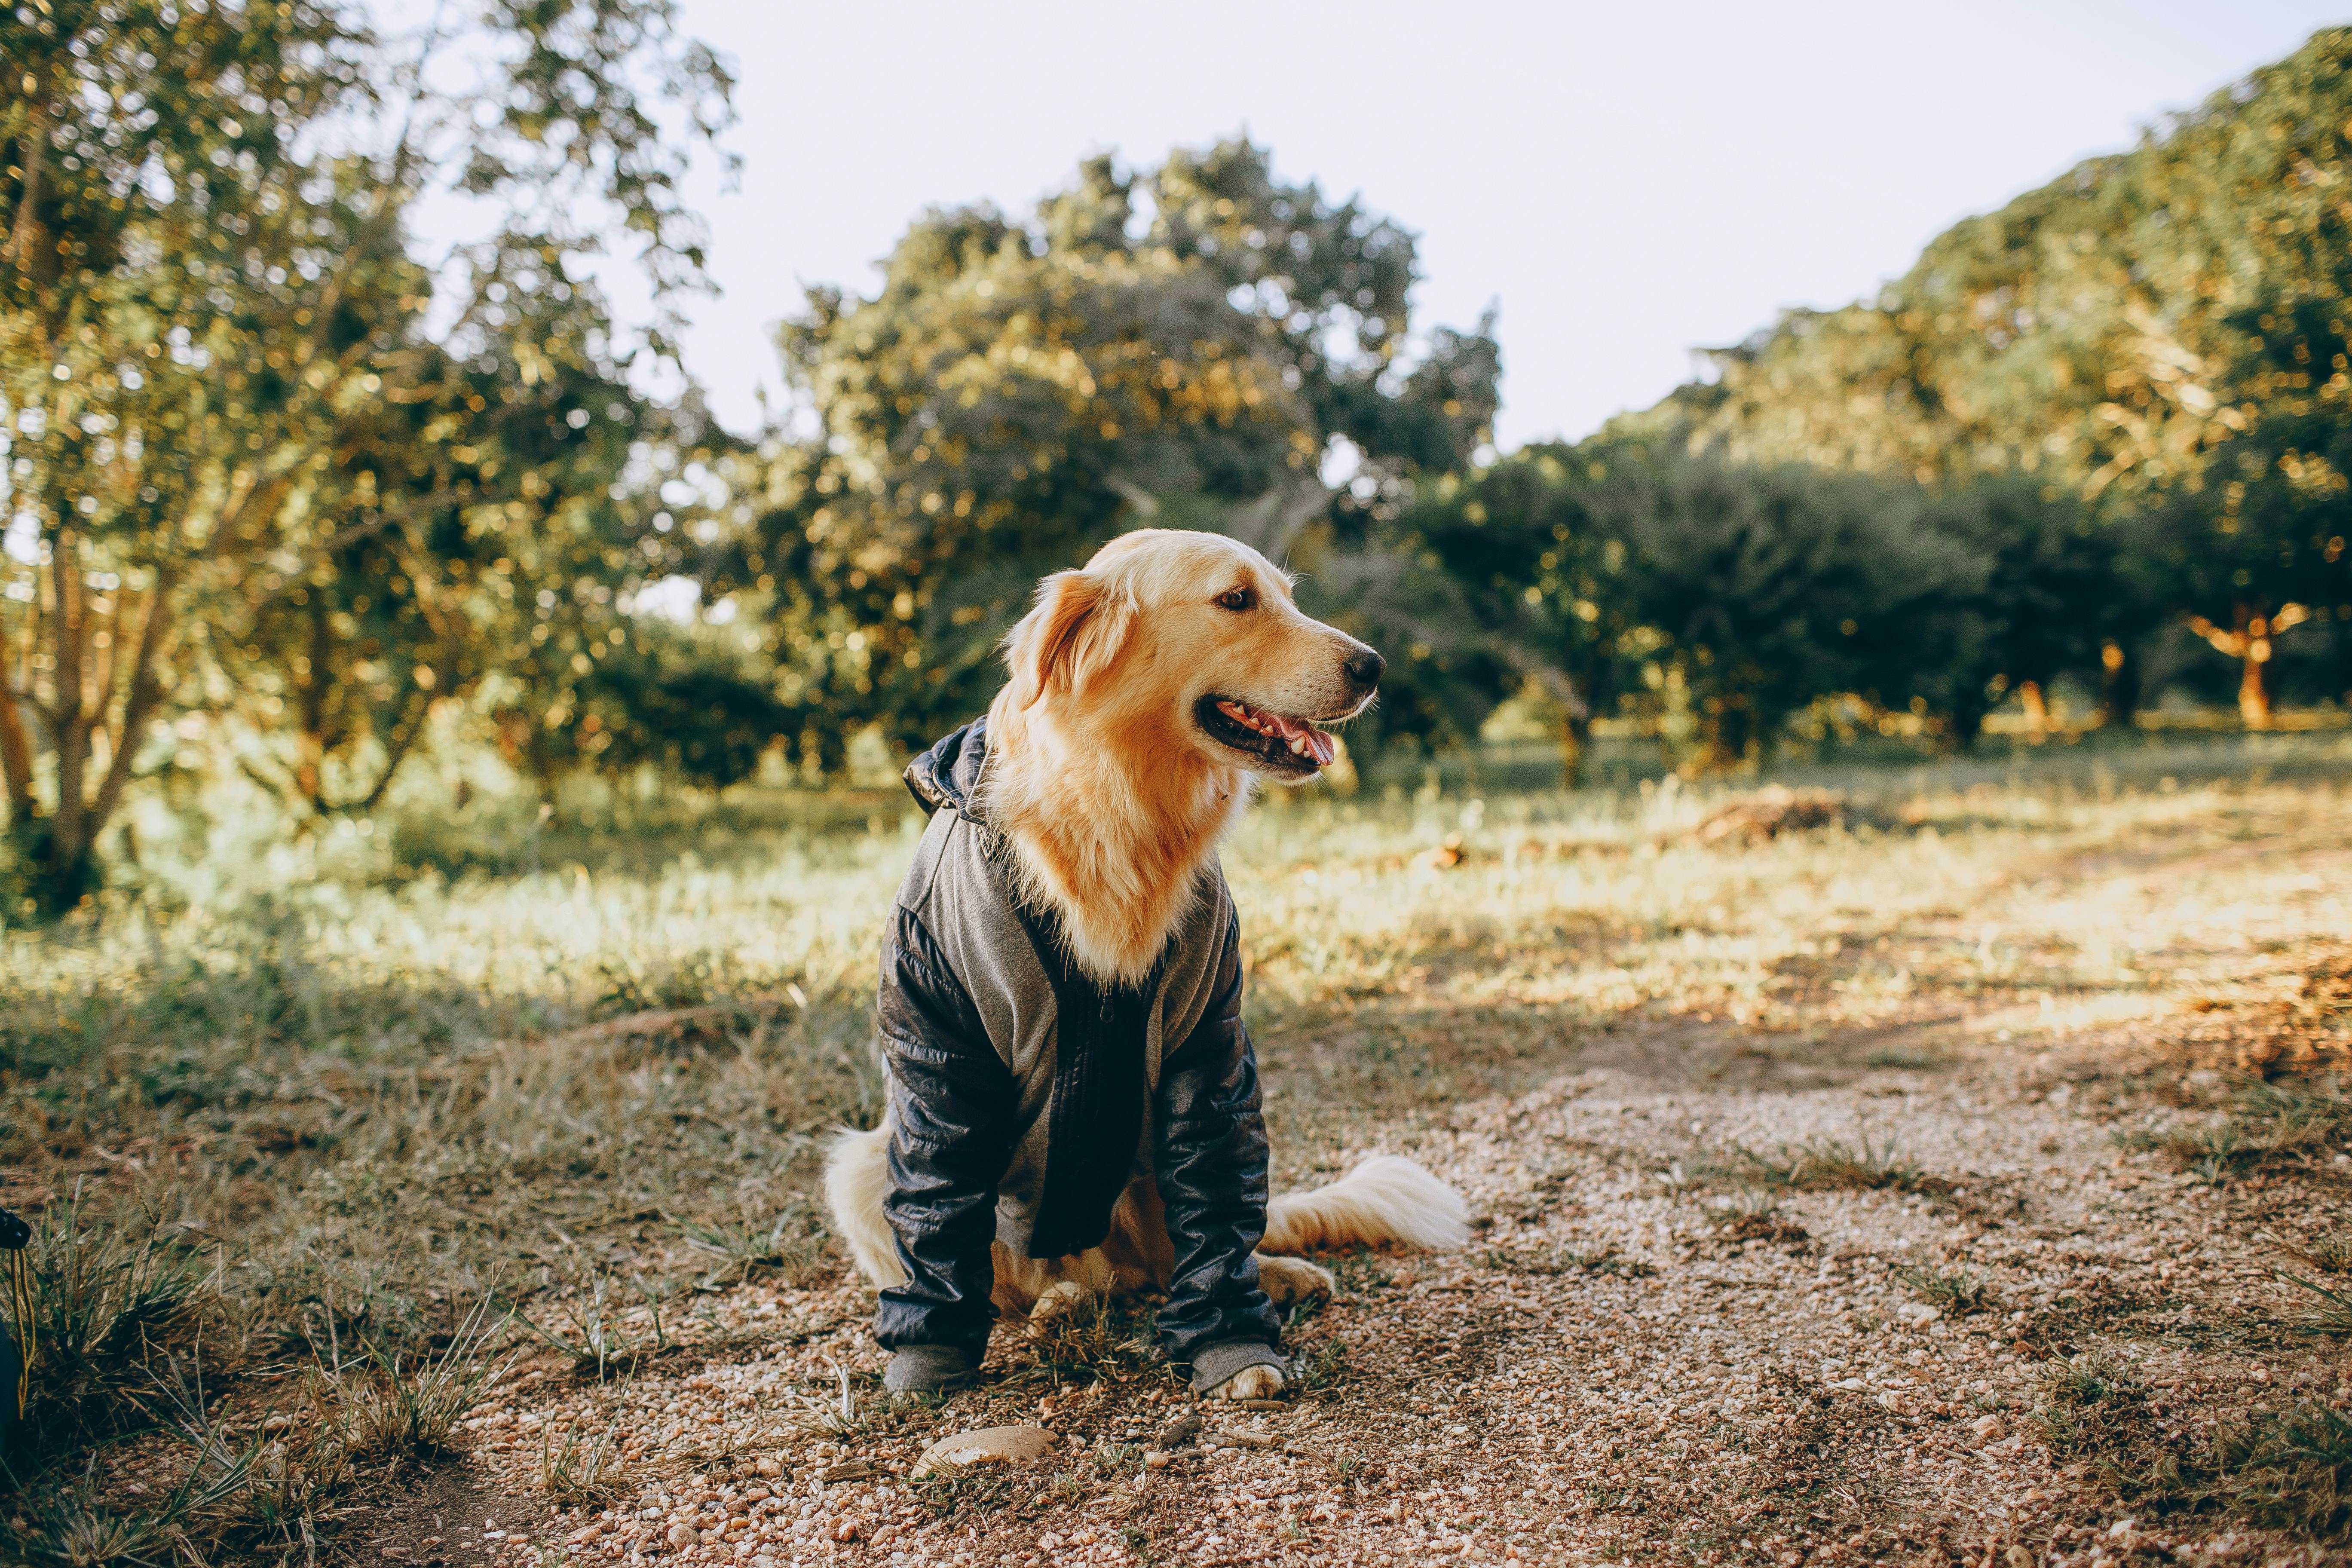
[914,1422,1056,1474]
[665,1522,700,1549]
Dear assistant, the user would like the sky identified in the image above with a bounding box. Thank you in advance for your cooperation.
[614,1,2351,451]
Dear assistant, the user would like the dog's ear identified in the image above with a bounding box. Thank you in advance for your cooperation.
[1003,569,1132,705]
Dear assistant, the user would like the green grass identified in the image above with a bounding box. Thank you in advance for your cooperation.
[2209,1403,2352,1540]
[1890,1262,1995,1314]
[2278,1229,2352,1274]
[2122,1076,2352,1182]
[1729,1130,1952,1196]
[2275,1270,2352,1336]
[1003,1293,1168,1391]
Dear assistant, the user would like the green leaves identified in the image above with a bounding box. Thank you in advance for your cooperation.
[1620,26,2352,715]
[1,1,736,904]
[729,138,1502,764]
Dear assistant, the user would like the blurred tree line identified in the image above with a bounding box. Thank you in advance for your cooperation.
[1615,24,2352,731]
[5,12,2350,915]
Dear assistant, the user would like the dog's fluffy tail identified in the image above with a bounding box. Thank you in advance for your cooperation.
[1260,1155,1470,1255]
[823,1124,906,1289]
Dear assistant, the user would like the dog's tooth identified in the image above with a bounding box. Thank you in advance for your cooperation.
[1288,735,1307,755]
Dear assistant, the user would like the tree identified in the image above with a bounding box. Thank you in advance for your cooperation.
[1906,477,2134,747]
[1612,27,2352,720]
[1572,453,1986,769]
[726,141,1499,766]
[1329,442,2076,775]
[0,0,734,913]
[1339,444,1641,780]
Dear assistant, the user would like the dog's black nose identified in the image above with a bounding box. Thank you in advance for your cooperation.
[1345,646,1385,691]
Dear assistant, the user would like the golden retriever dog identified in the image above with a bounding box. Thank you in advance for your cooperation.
[826,529,1468,1400]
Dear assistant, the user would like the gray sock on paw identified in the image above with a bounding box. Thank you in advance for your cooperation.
[884,1344,978,1394]
[1188,1338,1284,1395]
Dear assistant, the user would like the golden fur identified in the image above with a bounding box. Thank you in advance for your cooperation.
[828,529,1468,1396]
[978,529,1375,985]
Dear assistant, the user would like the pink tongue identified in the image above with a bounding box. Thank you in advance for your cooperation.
[1306,730,1335,766]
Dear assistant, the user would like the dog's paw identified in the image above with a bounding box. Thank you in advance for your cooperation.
[1255,1254,1335,1308]
[1025,1280,1093,1338]
[1203,1363,1286,1401]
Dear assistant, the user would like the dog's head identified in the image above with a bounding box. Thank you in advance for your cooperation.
[998,529,1383,781]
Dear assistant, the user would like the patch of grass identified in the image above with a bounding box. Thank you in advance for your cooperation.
[327,1294,510,1462]
[1316,1246,1394,1296]
[2028,1351,2352,1543]
[1732,1130,1953,1196]
[680,1201,829,1289]
[1862,1048,1945,1070]
[2123,1075,2352,1182]
[1091,1441,1145,1478]
[2028,1351,2174,1488]
[13,1480,202,1568]
[910,1464,1023,1518]
[1711,1189,1812,1245]
[1,1196,205,1483]
[538,1415,632,1506]
[1006,1293,1163,1390]
[12,1353,337,1566]
[1566,1245,1658,1278]
[2275,1270,2352,1335]
[2208,1402,2352,1541]
[1296,1340,1350,1391]
[1890,1262,1995,1314]
[2279,1229,2352,1274]
[518,1274,675,1381]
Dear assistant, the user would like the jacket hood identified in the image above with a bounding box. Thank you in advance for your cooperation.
[903,718,989,818]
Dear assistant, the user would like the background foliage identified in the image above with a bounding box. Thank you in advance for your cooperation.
[6,17,2352,916]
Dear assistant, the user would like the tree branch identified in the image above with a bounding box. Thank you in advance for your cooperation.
[2184,615,2246,658]
[352,689,436,814]
[50,533,88,859]
[238,498,448,640]
[85,564,177,841]
[5,107,47,277]
[0,638,35,825]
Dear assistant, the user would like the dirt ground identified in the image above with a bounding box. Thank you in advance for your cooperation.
[330,770,2352,1568]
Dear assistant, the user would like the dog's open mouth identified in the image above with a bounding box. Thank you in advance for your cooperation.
[1195,695,1337,772]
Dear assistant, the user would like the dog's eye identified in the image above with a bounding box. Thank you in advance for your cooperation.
[1216,586,1255,612]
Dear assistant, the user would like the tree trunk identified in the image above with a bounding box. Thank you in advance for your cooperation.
[1941,701,1990,753]
[5,109,48,279]
[2186,605,2304,732]
[295,598,331,812]
[9,560,176,916]
[48,530,89,868]
[2017,680,2049,736]
[2239,642,2274,729]
[0,642,33,827]
[1559,708,1592,790]
[2098,640,2141,731]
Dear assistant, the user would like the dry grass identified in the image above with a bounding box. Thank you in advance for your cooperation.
[4,730,2352,1560]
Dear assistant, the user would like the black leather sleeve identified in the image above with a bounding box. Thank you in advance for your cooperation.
[872,905,1018,1364]
[1151,908,1283,1361]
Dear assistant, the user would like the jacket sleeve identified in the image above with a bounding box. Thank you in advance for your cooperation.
[1151,908,1283,1361]
[873,904,1018,1363]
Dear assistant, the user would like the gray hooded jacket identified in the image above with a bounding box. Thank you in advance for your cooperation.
[873,719,1283,1371]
